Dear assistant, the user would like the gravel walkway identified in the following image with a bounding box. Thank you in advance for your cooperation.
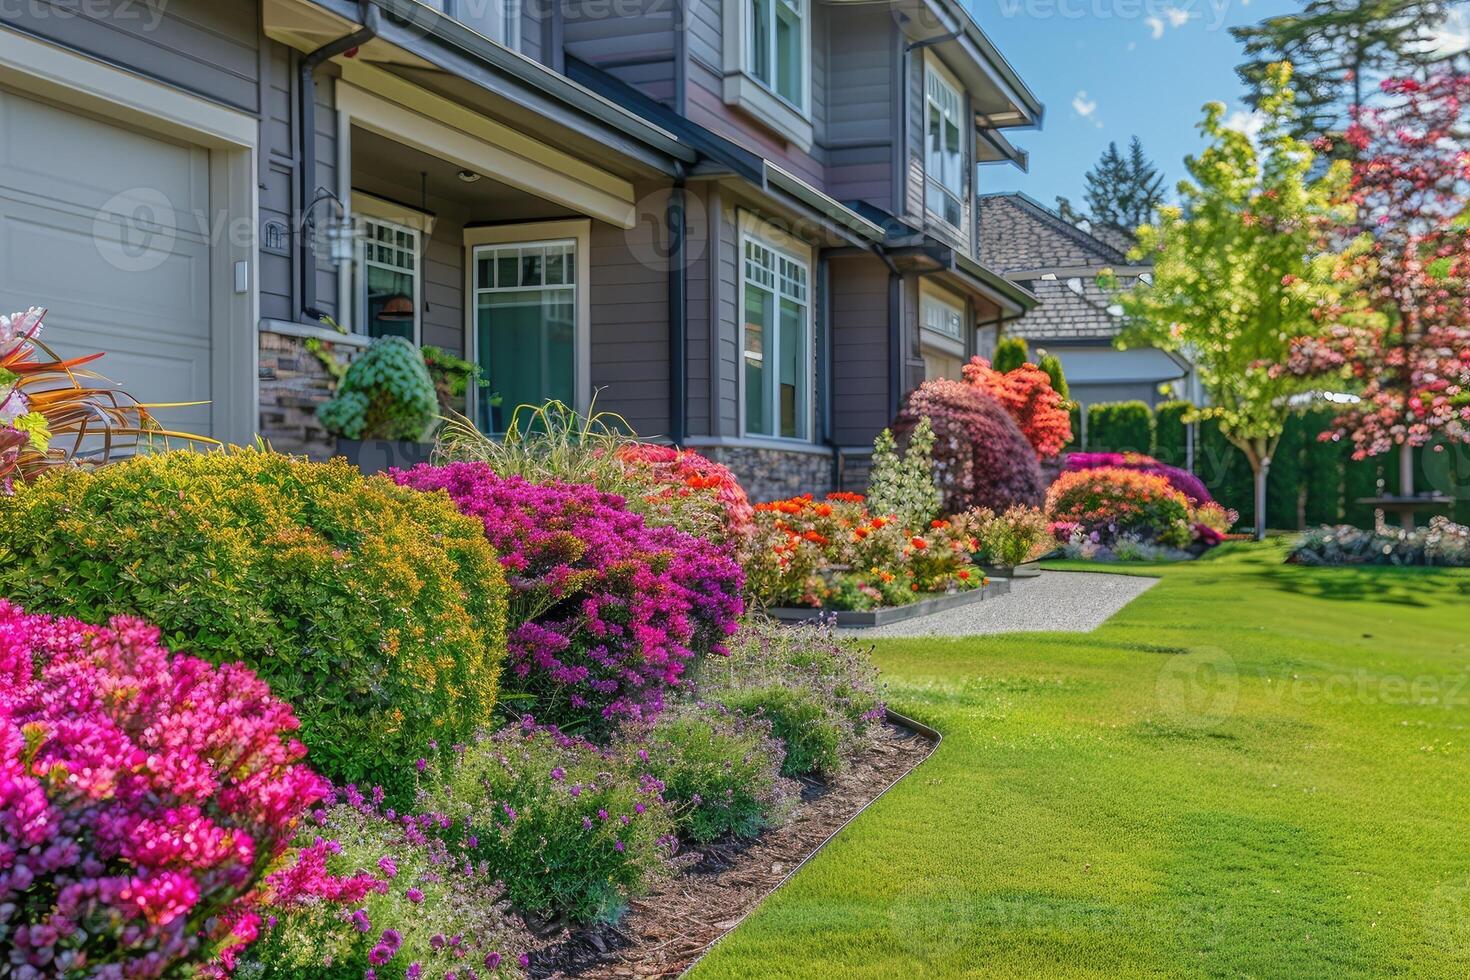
[850,571,1159,638]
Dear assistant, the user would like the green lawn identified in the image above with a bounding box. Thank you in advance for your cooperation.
[694,543,1470,978]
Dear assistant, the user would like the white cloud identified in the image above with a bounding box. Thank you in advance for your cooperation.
[1072,90,1098,119]
[1424,7,1470,58]
[1145,15,1165,38]
[1146,6,1192,39]
[1223,108,1267,143]
[1164,6,1191,27]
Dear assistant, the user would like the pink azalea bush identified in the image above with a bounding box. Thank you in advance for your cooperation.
[1063,452,1217,506]
[393,463,744,726]
[0,600,327,976]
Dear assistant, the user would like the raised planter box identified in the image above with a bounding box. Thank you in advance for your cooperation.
[766,579,1012,628]
[979,560,1042,579]
[335,438,435,476]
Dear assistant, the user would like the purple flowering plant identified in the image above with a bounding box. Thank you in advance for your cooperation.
[421,722,679,924]
[236,785,530,980]
[393,463,743,727]
[1063,452,1216,506]
[0,600,327,977]
[617,702,799,845]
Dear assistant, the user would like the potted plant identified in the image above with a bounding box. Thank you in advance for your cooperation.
[317,336,439,475]
[975,506,1051,578]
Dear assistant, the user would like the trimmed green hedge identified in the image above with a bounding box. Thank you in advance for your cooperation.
[993,336,1029,374]
[1086,401,1155,455]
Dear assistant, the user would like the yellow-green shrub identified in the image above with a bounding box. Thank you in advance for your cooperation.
[0,449,506,799]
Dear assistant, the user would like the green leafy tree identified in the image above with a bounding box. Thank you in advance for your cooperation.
[1109,63,1355,539]
[1231,0,1452,145]
[992,336,1030,374]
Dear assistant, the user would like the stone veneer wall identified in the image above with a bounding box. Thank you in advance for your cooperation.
[697,446,834,502]
[257,330,356,460]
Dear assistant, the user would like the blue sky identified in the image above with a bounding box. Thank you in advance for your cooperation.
[972,0,1301,210]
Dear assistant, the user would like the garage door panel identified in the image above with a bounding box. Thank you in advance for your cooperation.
[0,87,215,439]
[1,207,210,337]
[0,90,210,225]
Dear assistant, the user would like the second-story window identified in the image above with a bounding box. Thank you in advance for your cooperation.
[429,0,520,49]
[925,64,965,228]
[749,0,804,107]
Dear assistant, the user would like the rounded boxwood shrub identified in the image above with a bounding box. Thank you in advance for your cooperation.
[318,335,438,441]
[892,379,1046,514]
[1046,466,1192,546]
[0,449,507,799]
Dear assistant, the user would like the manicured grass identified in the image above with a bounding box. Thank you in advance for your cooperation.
[694,543,1470,978]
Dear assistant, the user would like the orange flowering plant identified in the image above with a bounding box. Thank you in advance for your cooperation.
[743,494,988,610]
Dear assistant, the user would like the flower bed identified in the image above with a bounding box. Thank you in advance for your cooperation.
[743,493,990,611]
[1046,465,1238,561]
[393,462,743,728]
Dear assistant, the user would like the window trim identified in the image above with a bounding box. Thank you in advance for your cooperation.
[463,220,592,423]
[737,213,814,443]
[923,53,968,235]
[919,280,969,361]
[348,192,436,342]
[721,0,814,149]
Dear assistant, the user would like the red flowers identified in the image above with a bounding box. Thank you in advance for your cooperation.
[963,357,1073,459]
[910,536,929,550]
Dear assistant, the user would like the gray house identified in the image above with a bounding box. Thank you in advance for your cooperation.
[0,0,1041,499]
[977,193,1195,409]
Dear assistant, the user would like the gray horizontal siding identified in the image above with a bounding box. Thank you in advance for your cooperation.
[562,0,677,104]
[4,0,259,113]
[830,254,890,446]
[590,215,670,437]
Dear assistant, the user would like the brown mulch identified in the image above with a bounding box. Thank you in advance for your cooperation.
[527,720,937,979]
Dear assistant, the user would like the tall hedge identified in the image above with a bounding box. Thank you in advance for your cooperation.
[0,449,508,799]
[993,336,1030,374]
[1086,401,1155,455]
[1153,401,1192,468]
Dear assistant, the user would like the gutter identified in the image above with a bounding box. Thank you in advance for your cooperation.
[766,164,887,243]
[298,0,380,322]
[309,0,695,168]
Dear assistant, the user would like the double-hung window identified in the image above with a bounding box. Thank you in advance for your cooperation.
[742,235,810,440]
[359,217,420,341]
[749,0,804,107]
[426,0,520,48]
[925,63,966,229]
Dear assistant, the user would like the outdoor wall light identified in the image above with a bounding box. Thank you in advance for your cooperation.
[457,169,482,183]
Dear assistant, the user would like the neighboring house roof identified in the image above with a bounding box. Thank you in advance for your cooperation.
[978,193,1150,342]
[978,192,1134,272]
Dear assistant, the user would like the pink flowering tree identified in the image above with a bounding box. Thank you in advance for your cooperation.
[1285,75,1470,484]
[0,600,327,976]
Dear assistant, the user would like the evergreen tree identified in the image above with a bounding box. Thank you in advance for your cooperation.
[1231,0,1452,144]
[1084,137,1166,234]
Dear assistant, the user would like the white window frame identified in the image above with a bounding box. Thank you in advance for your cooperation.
[738,217,814,442]
[463,220,592,426]
[424,0,521,49]
[924,55,968,233]
[747,0,806,110]
[919,280,969,382]
[356,215,423,344]
[721,0,814,149]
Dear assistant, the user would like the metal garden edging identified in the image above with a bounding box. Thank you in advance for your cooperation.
[678,708,943,977]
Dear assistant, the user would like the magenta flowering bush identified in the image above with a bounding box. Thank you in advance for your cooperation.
[423,722,678,924]
[393,462,743,727]
[1064,451,1216,506]
[237,787,531,980]
[0,600,327,976]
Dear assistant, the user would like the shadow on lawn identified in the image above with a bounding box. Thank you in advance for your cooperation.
[1256,563,1470,608]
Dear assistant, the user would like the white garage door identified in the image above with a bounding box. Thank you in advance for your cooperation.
[0,86,214,439]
